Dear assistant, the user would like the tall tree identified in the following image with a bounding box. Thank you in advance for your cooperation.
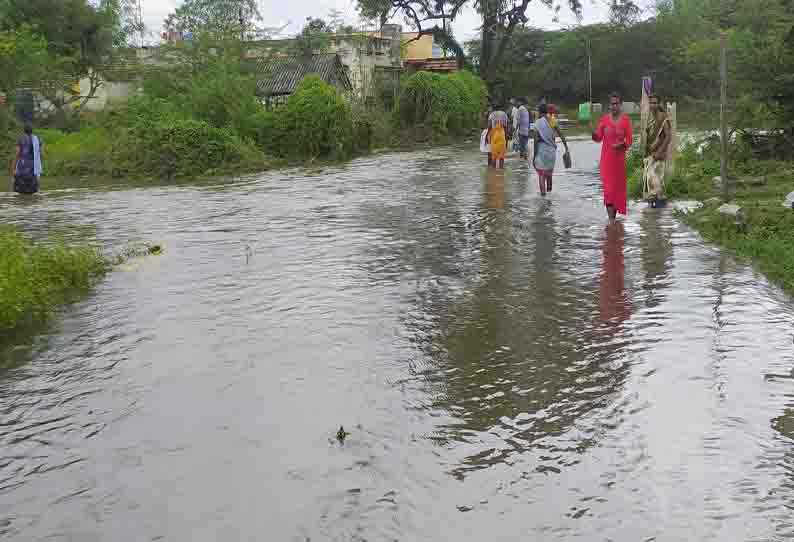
[356,0,582,83]
[163,0,261,38]
[608,0,641,26]
[0,0,140,121]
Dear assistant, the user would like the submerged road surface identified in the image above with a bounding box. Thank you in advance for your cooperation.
[1,140,793,541]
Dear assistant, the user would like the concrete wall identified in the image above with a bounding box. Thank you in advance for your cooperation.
[328,36,397,99]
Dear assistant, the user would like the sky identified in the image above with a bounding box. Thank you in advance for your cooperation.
[141,0,618,43]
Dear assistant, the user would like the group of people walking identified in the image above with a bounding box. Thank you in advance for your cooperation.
[483,98,570,197]
[482,91,672,222]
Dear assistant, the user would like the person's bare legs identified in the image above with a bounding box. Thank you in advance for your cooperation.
[606,204,617,223]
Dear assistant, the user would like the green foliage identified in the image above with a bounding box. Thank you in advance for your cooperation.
[397,70,486,137]
[292,18,332,57]
[107,96,256,178]
[143,42,263,141]
[466,0,793,142]
[0,228,108,332]
[0,26,49,95]
[41,126,113,177]
[270,75,353,160]
[0,0,139,116]
[163,0,261,37]
[626,150,644,199]
[351,104,395,153]
[683,204,794,294]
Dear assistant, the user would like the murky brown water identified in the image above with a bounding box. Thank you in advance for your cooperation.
[1,140,794,541]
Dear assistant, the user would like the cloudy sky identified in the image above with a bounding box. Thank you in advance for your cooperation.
[141,0,617,43]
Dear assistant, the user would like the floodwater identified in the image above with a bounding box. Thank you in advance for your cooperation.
[1,140,793,541]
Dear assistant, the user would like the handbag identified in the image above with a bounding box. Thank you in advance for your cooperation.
[563,150,572,169]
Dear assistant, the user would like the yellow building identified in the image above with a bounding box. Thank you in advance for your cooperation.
[400,33,435,61]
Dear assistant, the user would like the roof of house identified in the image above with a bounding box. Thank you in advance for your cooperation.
[404,58,458,73]
[255,54,353,97]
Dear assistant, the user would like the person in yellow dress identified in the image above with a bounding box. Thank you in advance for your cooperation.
[487,103,510,169]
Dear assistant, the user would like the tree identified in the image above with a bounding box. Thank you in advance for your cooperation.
[0,26,50,94]
[292,17,332,57]
[608,0,641,26]
[163,0,262,38]
[356,0,582,83]
[0,0,139,124]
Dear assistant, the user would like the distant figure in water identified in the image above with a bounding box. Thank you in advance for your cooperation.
[10,124,43,194]
[592,92,632,223]
[481,103,494,167]
[517,98,531,160]
[487,103,510,169]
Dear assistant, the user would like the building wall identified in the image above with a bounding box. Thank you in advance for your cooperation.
[401,33,434,61]
[327,36,397,99]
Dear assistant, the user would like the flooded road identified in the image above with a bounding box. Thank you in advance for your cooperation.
[1,140,794,541]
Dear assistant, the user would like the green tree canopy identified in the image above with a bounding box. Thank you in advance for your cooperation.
[163,0,262,38]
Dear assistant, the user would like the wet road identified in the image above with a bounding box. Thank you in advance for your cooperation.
[1,140,793,541]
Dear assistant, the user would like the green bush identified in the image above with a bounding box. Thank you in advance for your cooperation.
[273,75,353,160]
[683,204,794,294]
[397,70,487,137]
[254,109,279,153]
[0,228,108,332]
[351,105,395,154]
[626,150,645,199]
[41,126,113,177]
[105,96,259,178]
[143,51,264,142]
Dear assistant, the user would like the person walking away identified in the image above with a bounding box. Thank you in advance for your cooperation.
[10,124,43,194]
[592,92,633,223]
[517,99,531,160]
[643,94,671,208]
[510,98,520,152]
[487,104,509,169]
[532,103,569,195]
[487,104,510,169]
[481,104,494,167]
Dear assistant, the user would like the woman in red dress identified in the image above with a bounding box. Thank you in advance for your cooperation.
[592,92,633,223]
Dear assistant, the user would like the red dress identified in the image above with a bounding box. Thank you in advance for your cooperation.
[593,114,633,215]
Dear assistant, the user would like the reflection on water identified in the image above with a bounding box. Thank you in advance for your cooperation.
[1,144,794,540]
[600,223,630,323]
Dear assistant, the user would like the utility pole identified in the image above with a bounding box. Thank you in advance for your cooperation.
[720,31,730,200]
[587,36,593,106]
[136,0,144,47]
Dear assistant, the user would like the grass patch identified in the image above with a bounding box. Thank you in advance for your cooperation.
[0,227,109,333]
[649,133,794,294]
[680,203,794,294]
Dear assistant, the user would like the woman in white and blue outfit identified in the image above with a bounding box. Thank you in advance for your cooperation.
[11,124,43,194]
[532,103,568,196]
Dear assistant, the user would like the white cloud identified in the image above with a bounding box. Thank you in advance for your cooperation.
[141,0,178,38]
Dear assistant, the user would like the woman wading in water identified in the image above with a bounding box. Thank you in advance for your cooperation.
[532,103,569,195]
[592,93,632,222]
[10,124,43,194]
[487,103,510,169]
